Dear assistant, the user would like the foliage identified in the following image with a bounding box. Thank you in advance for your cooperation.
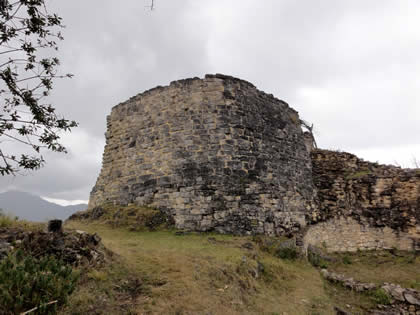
[275,247,298,260]
[0,0,77,175]
[252,235,299,260]
[308,251,328,269]
[342,255,352,265]
[370,288,391,305]
[0,249,78,314]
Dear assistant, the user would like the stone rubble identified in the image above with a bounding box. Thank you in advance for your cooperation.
[0,225,108,266]
[321,269,420,314]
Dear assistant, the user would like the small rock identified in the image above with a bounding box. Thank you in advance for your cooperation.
[48,220,63,233]
[257,261,265,274]
[92,233,101,245]
[334,306,351,315]
[405,292,420,306]
[241,242,254,250]
[382,284,405,302]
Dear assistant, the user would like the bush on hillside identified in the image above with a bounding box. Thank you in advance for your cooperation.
[370,288,391,305]
[253,235,299,260]
[0,249,79,314]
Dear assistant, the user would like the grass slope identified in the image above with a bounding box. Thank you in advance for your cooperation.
[328,251,420,290]
[3,205,419,314]
[64,221,335,315]
[62,204,419,315]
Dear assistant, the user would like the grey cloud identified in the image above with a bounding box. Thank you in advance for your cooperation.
[1,0,419,201]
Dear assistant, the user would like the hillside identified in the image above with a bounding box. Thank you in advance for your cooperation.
[0,204,418,314]
[0,191,87,222]
[62,220,420,315]
[61,205,420,315]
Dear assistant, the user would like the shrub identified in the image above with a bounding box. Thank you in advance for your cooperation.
[275,247,298,260]
[371,288,391,305]
[0,250,79,314]
[342,255,352,265]
[308,251,328,269]
[254,235,300,261]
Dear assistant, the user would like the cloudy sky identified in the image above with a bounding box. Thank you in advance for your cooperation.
[1,0,420,205]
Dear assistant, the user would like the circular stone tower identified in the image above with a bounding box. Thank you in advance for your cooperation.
[89,74,317,235]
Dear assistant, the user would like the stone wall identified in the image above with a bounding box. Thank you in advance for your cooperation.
[89,74,420,248]
[89,74,317,235]
[305,149,420,252]
[304,216,418,252]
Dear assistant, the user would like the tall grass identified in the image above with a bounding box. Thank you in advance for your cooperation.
[0,209,18,228]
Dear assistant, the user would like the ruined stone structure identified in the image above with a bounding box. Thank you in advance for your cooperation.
[89,74,316,235]
[90,74,420,251]
[305,149,420,252]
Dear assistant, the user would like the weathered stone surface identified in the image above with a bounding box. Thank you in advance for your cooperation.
[321,269,377,292]
[305,149,420,252]
[88,74,419,246]
[383,284,406,302]
[89,74,317,236]
[311,149,420,231]
[404,292,420,306]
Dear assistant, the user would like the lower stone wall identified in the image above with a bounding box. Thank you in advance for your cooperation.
[304,216,419,252]
[309,149,420,252]
[311,149,420,232]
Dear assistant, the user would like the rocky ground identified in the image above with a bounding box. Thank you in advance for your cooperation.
[0,224,108,266]
[322,269,420,315]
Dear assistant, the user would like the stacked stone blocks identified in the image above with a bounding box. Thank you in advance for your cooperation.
[90,74,316,236]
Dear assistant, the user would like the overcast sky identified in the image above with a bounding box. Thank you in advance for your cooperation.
[1,0,420,205]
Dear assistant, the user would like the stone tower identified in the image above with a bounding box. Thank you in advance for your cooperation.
[89,74,317,235]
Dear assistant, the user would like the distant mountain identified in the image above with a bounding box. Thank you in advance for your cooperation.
[0,191,87,222]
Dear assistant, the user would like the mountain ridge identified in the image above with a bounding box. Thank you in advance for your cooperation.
[0,190,87,222]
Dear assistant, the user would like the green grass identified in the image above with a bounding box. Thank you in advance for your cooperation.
[0,212,17,228]
[0,210,45,230]
[63,220,420,314]
[328,250,420,289]
[65,221,336,314]
[370,288,391,305]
